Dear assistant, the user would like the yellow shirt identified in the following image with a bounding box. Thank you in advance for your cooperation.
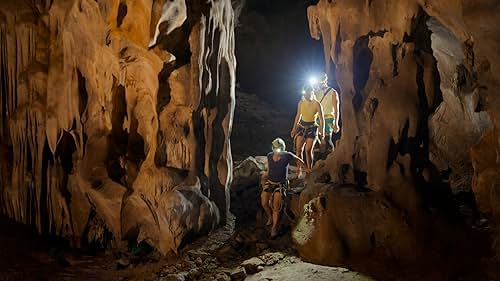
[300,100,319,122]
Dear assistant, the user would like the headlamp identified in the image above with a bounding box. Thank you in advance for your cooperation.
[308,76,317,85]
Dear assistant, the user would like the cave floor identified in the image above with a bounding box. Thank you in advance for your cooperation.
[0,214,375,281]
[0,90,375,281]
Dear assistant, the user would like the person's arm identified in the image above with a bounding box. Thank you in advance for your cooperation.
[316,101,325,138]
[291,101,302,138]
[290,153,309,171]
[332,89,340,133]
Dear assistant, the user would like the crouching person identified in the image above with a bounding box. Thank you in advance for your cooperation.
[261,138,307,238]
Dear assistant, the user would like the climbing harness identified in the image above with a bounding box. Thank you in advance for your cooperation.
[295,120,319,140]
[262,179,295,223]
[263,179,288,197]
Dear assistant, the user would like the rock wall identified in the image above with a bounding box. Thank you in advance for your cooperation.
[307,0,498,194]
[0,0,235,254]
[296,0,500,273]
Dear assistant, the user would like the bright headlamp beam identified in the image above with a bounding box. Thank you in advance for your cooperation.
[308,77,317,85]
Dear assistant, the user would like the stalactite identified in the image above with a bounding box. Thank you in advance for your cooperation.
[0,0,235,254]
[4,104,45,231]
[46,159,71,238]
[0,25,7,140]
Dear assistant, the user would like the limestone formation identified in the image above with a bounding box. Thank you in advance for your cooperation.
[297,0,500,271]
[0,0,235,254]
[229,157,266,224]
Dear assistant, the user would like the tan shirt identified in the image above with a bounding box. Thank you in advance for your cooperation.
[317,87,335,118]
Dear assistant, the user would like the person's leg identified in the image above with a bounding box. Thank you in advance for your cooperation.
[295,135,305,160]
[271,191,283,237]
[320,136,327,154]
[305,137,317,169]
[295,135,306,177]
[321,118,333,154]
[325,134,333,151]
[260,190,272,225]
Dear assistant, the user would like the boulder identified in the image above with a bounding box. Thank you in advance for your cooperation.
[122,181,219,255]
[230,157,267,224]
[241,257,265,274]
[232,156,267,188]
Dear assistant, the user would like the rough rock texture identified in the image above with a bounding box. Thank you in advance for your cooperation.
[307,0,497,194]
[297,0,500,274]
[229,156,266,225]
[0,0,235,254]
[246,259,375,281]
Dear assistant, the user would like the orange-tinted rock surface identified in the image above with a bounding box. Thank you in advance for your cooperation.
[0,0,235,254]
[296,0,500,273]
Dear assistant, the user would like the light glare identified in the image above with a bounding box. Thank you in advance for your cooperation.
[309,77,317,85]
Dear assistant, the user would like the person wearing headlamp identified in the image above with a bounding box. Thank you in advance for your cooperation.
[261,138,307,238]
[290,84,325,172]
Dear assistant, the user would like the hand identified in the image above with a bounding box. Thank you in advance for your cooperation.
[333,123,340,133]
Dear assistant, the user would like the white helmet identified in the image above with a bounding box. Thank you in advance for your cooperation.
[272,138,286,153]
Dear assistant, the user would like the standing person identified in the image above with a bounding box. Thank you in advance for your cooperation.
[261,138,307,238]
[315,73,340,155]
[290,85,325,172]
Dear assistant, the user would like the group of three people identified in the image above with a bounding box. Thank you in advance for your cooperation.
[261,73,340,238]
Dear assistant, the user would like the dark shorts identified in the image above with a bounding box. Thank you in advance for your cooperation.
[296,120,318,139]
[262,180,289,197]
